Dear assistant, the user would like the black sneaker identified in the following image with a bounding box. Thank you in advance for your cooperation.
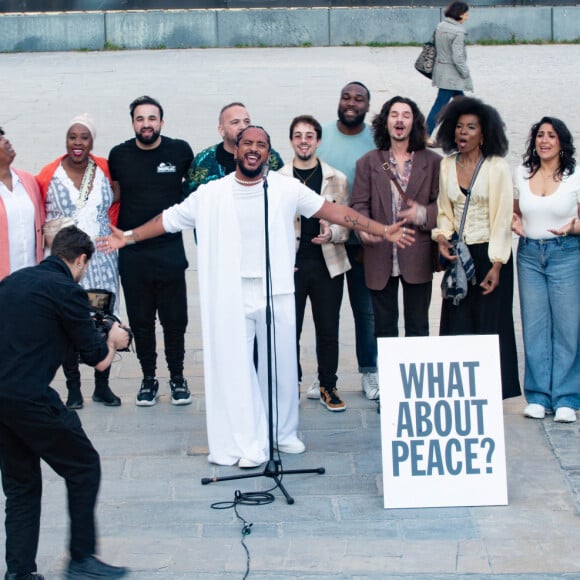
[5,573,45,580]
[66,556,128,578]
[170,377,192,406]
[92,385,121,407]
[136,377,159,407]
[320,386,346,412]
[66,391,83,410]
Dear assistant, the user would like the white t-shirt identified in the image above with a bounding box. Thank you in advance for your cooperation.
[514,165,580,239]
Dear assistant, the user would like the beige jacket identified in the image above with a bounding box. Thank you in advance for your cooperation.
[280,159,351,278]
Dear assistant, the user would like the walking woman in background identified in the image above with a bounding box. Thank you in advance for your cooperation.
[0,127,45,279]
[512,117,580,423]
[432,97,520,400]
[426,1,473,147]
[37,114,121,409]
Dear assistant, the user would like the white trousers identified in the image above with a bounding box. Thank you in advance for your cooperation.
[207,278,300,465]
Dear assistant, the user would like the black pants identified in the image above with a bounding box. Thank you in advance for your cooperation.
[119,248,188,378]
[371,276,432,338]
[62,346,110,391]
[440,243,521,399]
[0,395,100,575]
[294,257,344,389]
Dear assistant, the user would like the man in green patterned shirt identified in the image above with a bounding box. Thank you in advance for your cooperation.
[184,102,283,194]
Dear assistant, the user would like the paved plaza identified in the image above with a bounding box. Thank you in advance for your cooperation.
[0,44,579,578]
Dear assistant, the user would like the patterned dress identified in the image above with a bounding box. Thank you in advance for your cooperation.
[45,163,119,308]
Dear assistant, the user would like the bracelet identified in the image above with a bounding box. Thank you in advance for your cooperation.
[124,230,136,245]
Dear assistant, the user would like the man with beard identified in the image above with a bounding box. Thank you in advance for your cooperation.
[108,96,194,407]
[279,115,351,412]
[184,102,284,194]
[98,125,414,468]
[351,96,440,345]
[317,82,380,401]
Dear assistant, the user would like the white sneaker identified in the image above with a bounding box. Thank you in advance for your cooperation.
[238,458,263,469]
[554,407,577,423]
[361,372,380,400]
[306,379,321,400]
[276,439,306,454]
[524,403,546,419]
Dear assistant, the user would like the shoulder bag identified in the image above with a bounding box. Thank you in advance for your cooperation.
[440,156,485,305]
[414,31,436,79]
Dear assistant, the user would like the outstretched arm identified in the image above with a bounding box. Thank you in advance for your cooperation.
[313,199,414,248]
[97,214,166,253]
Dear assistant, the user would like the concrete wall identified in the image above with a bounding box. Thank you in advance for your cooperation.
[0,6,578,52]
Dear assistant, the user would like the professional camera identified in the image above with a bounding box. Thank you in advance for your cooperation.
[86,289,133,352]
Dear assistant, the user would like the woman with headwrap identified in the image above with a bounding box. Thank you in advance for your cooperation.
[37,114,121,408]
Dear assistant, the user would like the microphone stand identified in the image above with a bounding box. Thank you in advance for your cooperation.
[202,166,325,504]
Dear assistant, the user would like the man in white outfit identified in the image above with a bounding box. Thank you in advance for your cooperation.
[99,126,413,469]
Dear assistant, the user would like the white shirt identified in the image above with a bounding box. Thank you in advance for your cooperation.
[232,181,265,278]
[514,165,580,239]
[163,172,324,294]
[0,169,36,273]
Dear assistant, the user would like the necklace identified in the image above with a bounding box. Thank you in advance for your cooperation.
[456,153,482,169]
[539,169,555,180]
[234,176,262,186]
[293,163,319,186]
[75,157,96,209]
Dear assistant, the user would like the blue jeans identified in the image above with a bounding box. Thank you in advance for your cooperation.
[346,244,377,373]
[517,235,580,411]
[426,89,464,135]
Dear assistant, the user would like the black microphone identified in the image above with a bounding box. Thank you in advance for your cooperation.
[261,163,270,182]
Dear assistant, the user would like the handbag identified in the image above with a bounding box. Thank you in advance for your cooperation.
[440,157,485,305]
[42,216,76,248]
[414,32,436,79]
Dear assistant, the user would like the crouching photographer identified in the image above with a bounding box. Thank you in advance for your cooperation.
[0,226,129,580]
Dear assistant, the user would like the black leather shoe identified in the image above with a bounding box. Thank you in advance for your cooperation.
[66,556,128,578]
[5,573,45,580]
[92,386,121,407]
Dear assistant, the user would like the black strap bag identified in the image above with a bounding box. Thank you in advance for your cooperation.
[440,157,485,305]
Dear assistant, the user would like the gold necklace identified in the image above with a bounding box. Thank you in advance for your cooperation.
[293,164,319,186]
[234,176,262,186]
[456,153,482,169]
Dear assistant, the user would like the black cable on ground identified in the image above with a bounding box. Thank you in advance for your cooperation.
[210,488,276,579]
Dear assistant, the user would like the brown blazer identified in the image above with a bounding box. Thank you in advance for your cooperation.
[350,148,441,289]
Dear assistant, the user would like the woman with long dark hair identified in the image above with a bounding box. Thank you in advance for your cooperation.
[512,117,580,422]
[432,97,520,400]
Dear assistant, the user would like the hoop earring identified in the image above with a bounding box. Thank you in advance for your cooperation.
[532,148,538,157]
[560,150,564,158]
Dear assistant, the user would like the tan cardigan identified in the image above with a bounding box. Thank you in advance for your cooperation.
[432,154,513,264]
[280,159,351,278]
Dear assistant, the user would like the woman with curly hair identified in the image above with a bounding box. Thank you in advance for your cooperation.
[432,96,520,399]
[512,117,580,422]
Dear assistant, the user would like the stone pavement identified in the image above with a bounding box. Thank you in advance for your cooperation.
[1,45,579,578]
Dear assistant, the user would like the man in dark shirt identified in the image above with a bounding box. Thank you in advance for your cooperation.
[108,95,194,407]
[0,226,130,580]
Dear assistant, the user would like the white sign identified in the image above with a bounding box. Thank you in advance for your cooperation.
[378,335,508,509]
